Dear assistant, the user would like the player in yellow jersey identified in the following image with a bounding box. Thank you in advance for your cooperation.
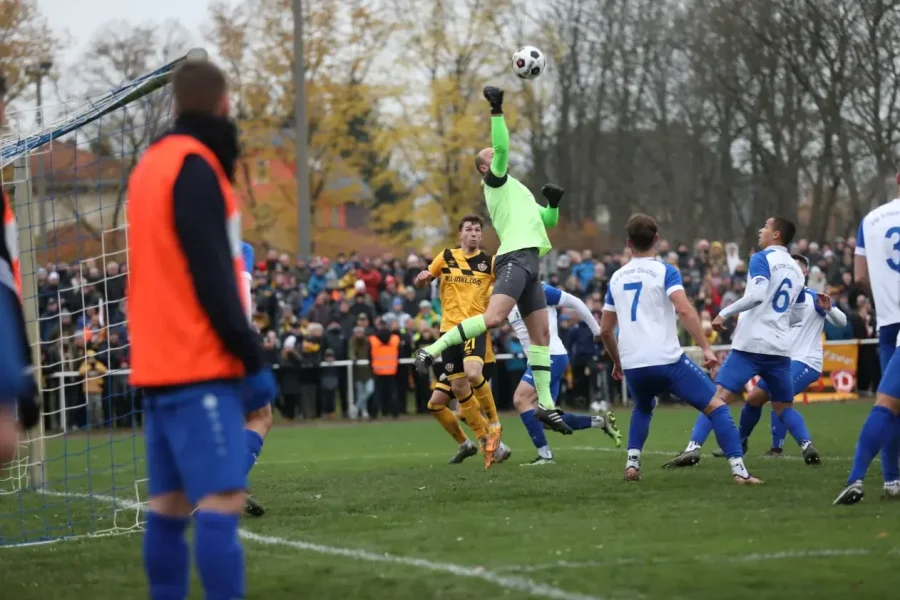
[415,215,508,468]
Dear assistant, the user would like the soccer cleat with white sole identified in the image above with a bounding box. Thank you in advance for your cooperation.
[883,480,900,499]
[521,456,555,466]
[493,443,512,464]
[663,448,701,468]
[448,440,478,464]
[834,480,865,505]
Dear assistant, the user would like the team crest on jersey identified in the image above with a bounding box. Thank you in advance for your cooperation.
[477,262,488,272]
[445,363,454,372]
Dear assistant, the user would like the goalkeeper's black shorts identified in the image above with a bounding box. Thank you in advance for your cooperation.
[492,248,546,318]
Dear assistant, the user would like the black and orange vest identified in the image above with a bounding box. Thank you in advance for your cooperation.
[369,334,400,376]
[126,135,244,387]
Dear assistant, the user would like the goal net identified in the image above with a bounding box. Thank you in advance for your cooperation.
[0,53,197,546]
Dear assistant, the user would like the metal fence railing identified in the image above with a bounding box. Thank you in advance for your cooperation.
[45,338,880,432]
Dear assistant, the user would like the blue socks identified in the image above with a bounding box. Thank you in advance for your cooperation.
[194,511,244,600]
[143,512,189,600]
[628,404,653,451]
[880,420,900,482]
[779,407,811,446]
[245,429,264,476]
[520,409,548,450]
[708,405,743,458]
[739,404,762,442]
[689,412,713,446]
[561,413,594,431]
[848,406,898,484]
[770,408,787,449]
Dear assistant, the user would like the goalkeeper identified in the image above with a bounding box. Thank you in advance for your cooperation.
[414,85,571,434]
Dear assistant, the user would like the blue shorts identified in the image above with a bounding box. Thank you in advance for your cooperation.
[521,353,569,401]
[755,360,820,398]
[242,388,272,414]
[878,323,900,373]
[716,349,793,403]
[624,354,716,411]
[878,345,900,399]
[145,381,247,504]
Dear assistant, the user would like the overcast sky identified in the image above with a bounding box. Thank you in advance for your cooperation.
[40,0,235,57]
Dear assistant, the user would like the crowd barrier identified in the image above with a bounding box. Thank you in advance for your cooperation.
[46,338,879,431]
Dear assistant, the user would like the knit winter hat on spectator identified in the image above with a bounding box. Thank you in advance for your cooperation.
[283,335,297,350]
[354,280,366,293]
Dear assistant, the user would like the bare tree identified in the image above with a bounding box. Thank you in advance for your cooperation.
[78,20,192,238]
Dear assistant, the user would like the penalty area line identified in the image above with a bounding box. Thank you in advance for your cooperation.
[8,490,608,600]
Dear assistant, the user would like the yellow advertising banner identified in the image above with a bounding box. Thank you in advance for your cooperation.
[700,341,859,403]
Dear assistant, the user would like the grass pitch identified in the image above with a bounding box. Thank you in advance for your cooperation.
[2,401,899,600]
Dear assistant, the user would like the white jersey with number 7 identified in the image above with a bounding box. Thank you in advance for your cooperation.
[603,257,684,370]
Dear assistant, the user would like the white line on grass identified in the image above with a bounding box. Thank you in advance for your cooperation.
[9,490,606,600]
[495,548,894,574]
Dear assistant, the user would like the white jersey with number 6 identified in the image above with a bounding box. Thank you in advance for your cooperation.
[730,246,804,357]
[603,257,683,370]
[855,198,900,329]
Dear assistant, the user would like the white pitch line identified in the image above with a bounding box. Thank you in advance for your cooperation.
[495,548,889,574]
[7,490,607,600]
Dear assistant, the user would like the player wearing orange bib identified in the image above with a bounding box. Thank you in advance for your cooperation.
[415,215,509,468]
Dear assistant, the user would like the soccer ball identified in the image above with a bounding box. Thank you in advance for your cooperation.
[511,46,546,80]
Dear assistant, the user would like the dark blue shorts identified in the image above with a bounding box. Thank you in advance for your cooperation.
[716,349,793,403]
[755,360,820,398]
[878,346,900,399]
[624,354,716,411]
[878,323,900,373]
[145,381,247,504]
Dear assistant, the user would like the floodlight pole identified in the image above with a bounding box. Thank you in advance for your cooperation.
[292,0,312,259]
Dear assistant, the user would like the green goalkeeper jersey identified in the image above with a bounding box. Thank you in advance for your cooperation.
[482,115,557,257]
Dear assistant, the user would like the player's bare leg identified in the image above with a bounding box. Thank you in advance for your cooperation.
[0,406,18,465]
[243,405,272,517]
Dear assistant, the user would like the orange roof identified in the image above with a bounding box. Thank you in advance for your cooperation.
[30,141,124,185]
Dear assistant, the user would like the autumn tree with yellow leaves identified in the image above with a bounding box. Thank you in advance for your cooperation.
[208,0,401,253]
[377,0,519,252]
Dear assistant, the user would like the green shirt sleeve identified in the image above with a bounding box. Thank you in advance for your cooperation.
[539,205,559,228]
[489,115,509,178]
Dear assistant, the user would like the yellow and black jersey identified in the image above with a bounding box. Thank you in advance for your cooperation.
[428,247,495,333]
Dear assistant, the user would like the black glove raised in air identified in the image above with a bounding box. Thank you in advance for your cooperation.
[483,86,504,115]
[541,183,564,208]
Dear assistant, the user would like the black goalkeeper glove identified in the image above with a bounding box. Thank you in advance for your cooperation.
[483,86,504,115]
[541,183,564,208]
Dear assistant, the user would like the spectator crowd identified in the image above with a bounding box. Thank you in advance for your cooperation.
[30,235,880,431]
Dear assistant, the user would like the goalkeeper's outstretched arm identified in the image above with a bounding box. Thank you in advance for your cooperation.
[489,115,509,179]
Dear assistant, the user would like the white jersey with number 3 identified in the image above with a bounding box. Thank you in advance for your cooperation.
[730,246,804,357]
[856,198,900,329]
[603,257,684,370]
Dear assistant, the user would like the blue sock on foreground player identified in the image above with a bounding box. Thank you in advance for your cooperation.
[245,430,263,474]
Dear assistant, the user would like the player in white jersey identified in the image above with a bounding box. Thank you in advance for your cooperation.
[665,217,812,472]
[834,188,900,505]
[598,214,759,484]
[508,283,622,465]
[685,255,843,464]
[239,242,272,517]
